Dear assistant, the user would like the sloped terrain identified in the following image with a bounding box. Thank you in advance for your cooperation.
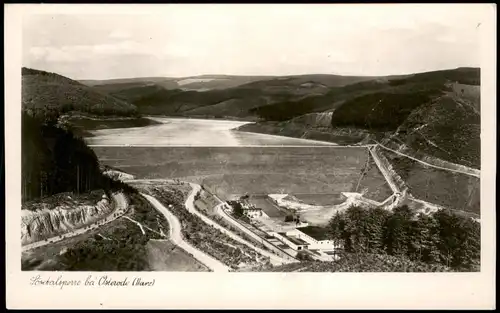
[21,111,104,202]
[22,68,138,117]
[247,78,396,121]
[22,192,174,271]
[87,73,389,119]
[240,68,481,169]
[181,98,268,119]
[21,111,137,203]
[80,77,172,87]
[77,67,480,170]
[21,190,112,245]
[240,74,391,90]
[109,85,275,117]
[381,148,480,215]
[174,75,273,90]
[251,68,478,125]
[65,115,160,138]
[386,91,480,168]
[82,73,378,93]
[82,75,272,91]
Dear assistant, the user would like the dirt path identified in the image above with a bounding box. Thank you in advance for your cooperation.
[21,192,129,252]
[123,216,166,237]
[374,141,480,178]
[141,192,230,272]
[123,216,146,235]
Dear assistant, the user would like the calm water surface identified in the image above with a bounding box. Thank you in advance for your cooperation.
[86,117,337,147]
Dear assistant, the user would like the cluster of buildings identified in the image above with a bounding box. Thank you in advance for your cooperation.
[269,226,342,261]
[227,199,267,219]
[226,197,342,262]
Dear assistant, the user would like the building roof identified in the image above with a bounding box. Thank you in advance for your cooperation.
[279,232,308,246]
[288,236,308,246]
[242,206,261,211]
[298,226,330,241]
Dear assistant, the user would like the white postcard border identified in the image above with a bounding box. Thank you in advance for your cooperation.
[5,4,496,309]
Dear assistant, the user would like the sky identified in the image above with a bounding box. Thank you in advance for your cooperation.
[21,4,488,80]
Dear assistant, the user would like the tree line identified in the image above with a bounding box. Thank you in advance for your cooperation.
[22,109,136,203]
[328,205,480,271]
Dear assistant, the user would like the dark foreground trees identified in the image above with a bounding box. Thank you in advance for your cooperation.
[328,205,480,271]
[22,110,137,202]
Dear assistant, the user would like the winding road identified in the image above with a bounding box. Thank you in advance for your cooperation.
[185,183,290,266]
[22,192,129,252]
[140,192,230,273]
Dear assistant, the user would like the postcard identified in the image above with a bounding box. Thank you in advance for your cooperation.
[5,3,496,309]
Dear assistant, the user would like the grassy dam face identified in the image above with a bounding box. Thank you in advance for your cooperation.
[87,118,479,216]
[91,146,392,202]
[91,144,479,216]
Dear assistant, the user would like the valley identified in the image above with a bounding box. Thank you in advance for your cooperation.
[20,66,482,273]
[78,67,480,170]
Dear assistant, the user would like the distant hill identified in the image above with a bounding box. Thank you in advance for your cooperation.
[77,67,480,168]
[79,77,172,86]
[239,67,481,168]
[22,67,139,117]
[96,84,289,117]
[88,73,388,118]
[238,73,397,90]
[250,68,479,123]
[21,68,141,203]
[83,73,386,93]
[81,75,274,92]
[174,75,274,91]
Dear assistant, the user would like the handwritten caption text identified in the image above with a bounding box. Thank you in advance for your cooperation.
[29,275,155,289]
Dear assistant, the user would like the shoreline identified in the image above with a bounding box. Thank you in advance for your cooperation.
[86,116,347,147]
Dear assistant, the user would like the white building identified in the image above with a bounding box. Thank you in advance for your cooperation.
[270,226,342,253]
[227,200,266,218]
[286,227,339,251]
[242,206,264,218]
[270,232,309,251]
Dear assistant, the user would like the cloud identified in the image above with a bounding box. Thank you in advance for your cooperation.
[26,40,159,64]
[28,46,76,62]
[21,5,485,79]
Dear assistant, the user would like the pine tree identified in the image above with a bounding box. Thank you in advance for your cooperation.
[365,207,390,253]
[329,212,347,249]
[383,205,413,256]
[344,206,369,253]
[433,210,480,270]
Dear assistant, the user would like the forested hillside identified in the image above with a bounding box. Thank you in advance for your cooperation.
[21,111,132,202]
[241,68,481,168]
[76,66,480,168]
[263,204,480,272]
[88,73,386,118]
[328,205,480,271]
[22,67,139,117]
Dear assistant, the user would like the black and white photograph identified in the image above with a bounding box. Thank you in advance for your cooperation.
[5,3,496,310]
